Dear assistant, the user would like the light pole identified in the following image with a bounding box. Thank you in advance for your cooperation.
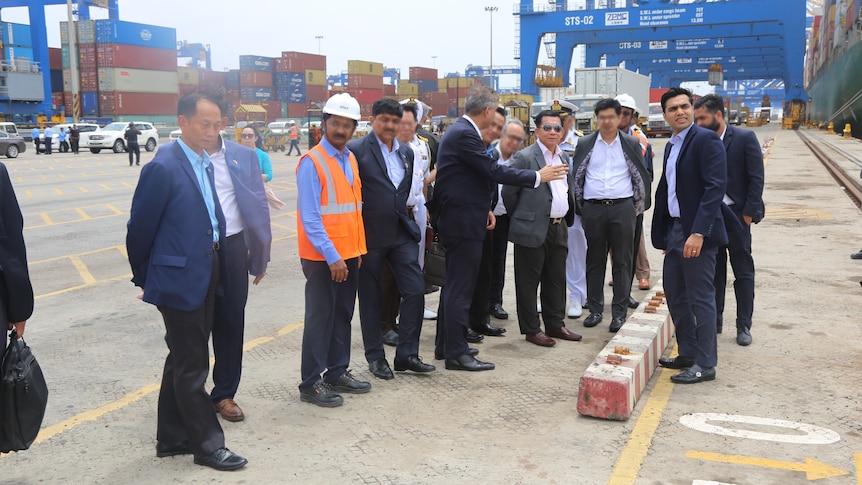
[315,35,323,55]
[484,6,498,90]
[431,55,437,69]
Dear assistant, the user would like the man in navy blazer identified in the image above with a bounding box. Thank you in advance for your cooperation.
[127,93,247,470]
[347,98,434,379]
[428,85,568,371]
[652,87,728,385]
[0,161,33,351]
[207,100,272,422]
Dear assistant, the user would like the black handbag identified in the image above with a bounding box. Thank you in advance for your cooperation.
[423,237,446,288]
[1,329,49,453]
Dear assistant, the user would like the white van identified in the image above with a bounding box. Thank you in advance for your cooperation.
[0,122,20,137]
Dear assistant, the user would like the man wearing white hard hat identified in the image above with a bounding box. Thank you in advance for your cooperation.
[296,93,371,407]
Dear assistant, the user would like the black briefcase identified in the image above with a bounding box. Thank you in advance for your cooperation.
[424,240,446,288]
[1,329,49,453]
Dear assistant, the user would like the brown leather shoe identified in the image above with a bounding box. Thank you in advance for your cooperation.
[214,398,245,422]
[546,326,583,341]
[525,332,556,347]
[638,278,651,290]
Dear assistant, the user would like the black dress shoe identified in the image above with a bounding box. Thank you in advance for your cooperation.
[194,447,248,471]
[583,312,603,327]
[394,355,436,373]
[490,303,509,320]
[368,359,394,380]
[466,328,485,343]
[736,327,752,346]
[300,380,343,407]
[670,364,715,384]
[627,296,639,309]
[425,284,441,294]
[609,317,625,332]
[851,250,862,260]
[156,441,192,458]
[471,321,506,336]
[658,356,695,369]
[435,347,478,360]
[382,329,398,347]
[444,354,495,371]
[330,370,372,393]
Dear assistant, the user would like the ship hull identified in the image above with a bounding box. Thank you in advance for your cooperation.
[808,40,862,137]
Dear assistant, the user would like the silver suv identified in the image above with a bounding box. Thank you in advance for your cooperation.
[88,121,158,154]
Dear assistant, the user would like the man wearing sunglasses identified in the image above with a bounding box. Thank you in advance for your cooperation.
[503,111,581,347]
[571,98,651,333]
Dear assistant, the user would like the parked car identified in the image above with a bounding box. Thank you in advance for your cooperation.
[0,131,26,158]
[0,122,21,139]
[88,121,158,154]
[169,128,228,142]
[43,123,100,152]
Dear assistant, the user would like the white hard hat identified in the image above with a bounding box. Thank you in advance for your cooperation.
[614,94,639,114]
[323,93,361,121]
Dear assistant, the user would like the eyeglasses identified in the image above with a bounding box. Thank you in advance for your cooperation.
[620,109,634,117]
[240,133,255,139]
[541,124,563,133]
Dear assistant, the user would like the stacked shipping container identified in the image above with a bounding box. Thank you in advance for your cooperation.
[279,51,327,118]
[1,22,34,68]
[407,66,448,119]
[344,60,383,117]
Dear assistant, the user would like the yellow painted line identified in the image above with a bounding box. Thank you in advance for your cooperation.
[74,208,91,220]
[30,244,125,265]
[34,274,130,300]
[26,320,305,448]
[99,183,112,190]
[39,212,53,226]
[78,186,88,193]
[25,190,32,198]
[54,187,63,196]
[121,181,134,188]
[685,451,849,480]
[116,245,128,258]
[855,453,862,485]
[607,366,677,484]
[69,255,97,285]
[106,204,124,215]
[270,222,294,230]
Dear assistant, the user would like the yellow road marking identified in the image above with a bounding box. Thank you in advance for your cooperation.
[855,453,862,485]
[39,212,53,226]
[122,181,133,188]
[685,451,849,480]
[69,255,97,285]
[54,187,63,196]
[74,208,91,220]
[78,186,88,192]
[105,204,124,215]
[34,274,130,300]
[25,190,32,198]
[30,244,126,265]
[607,365,677,484]
[99,183,112,190]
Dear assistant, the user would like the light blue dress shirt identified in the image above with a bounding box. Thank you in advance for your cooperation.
[374,133,405,187]
[665,123,693,218]
[176,138,220,242]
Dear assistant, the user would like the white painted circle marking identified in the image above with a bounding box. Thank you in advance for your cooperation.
[679,413,840,444]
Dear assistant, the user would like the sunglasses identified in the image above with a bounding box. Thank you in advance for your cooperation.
[541,124,563,133]
[240,133,255,139]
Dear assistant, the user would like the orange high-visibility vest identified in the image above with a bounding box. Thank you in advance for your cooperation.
[289,125,299,140]
[296,144,367,261]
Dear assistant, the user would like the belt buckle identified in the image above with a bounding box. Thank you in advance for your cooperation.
[551,217,563,224]
[602,199,614,206]
[213,241,220,251]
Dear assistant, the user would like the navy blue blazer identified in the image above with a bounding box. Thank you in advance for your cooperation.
[722,125,765,223]
[430,116,536,241]
[0,162,33,323]
[651,123,728,251]
[127,141,226,312]
[347,132,420,249]
[221,139,272,276]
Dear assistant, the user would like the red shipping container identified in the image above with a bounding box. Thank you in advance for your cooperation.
[358,102,374,120]
[200,69,227,89]
[347,74,383,90]
[80,68,98,91]
[79,43,97,69]
[274,57,305,72]
[286,102,307,118]
[99,92,179,116]
[49,48,63,70]
[261,101,282,120]
[649,88,668,103]
[240,71,273,87]
[409,66,437,81]
[383,84,396,96]
[96,43,177,71]
[347,88,383,104]
[305,85,328,104]
[281,51,326,71]
[179,84,200,96]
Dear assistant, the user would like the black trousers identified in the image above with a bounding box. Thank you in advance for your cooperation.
[156,252,224,457]
[488,214,510,308]
[513,221,568,335]
[715,206,755,331]
[128,142,140,165]
[70,139,79,154]
[581,199,636,319]
[436,235,482,359]
[211,232,249,403]
[468,229,494,326]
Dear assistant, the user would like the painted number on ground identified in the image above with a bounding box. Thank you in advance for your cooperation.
[679,413,841,444]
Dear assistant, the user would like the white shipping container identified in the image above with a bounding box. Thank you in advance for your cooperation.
[97,68,178,94]
[572,67,650,116]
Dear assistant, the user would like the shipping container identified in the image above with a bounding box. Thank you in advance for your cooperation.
[305,69,326,87]
[398,81,419,96]
[261,101,282,121]
[240,86,273,102]
[80,68,98,91]
[49,47,62,70]
[649,88,667,103]
[94,20,177,50]
[226,70,240,88]
[438,78,447,92]
[348,74,383,90]
[239,55,273,72]
[305,85,328,104]
[79,44,97,69]
[179,84,200,96]
[0,22,31,47]
[240,71,273,87]
[446,77,475,89]
[98,68,179,94]
[3,46,33,63]
[96,43,177,71]
[347,60,384,77]
[274,72,305,88]
[383,84,396,97]
[50,69,63,93]
[177,67,200,85]
[81,91,99,116]
[286,102,307,118]
[274,57,305,72]
[276,87,305,104]
[60,20,96,45]
[99,92,179,116]
[52,92,64,110]
[282,51,326,71]
[199,69,226,89]
[410,79,437,93]
[409,66,437,81]
[347,88,383,104]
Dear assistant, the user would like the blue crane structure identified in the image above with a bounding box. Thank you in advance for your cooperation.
[177,41,211,70]
[0,0,118,117]
[515,0,809,106]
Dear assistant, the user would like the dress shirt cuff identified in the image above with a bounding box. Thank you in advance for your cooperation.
[533,172,541,188]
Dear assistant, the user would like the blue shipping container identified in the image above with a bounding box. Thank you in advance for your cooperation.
[275,87,306,103]
[226,71,240,88]
[410,79,438,92]
[240,87,273,102]
[0,22,32,47]
[3,46,33,62]
[239,55,273,72]
[94,20,176,50]
[273,72,305,88]
[50,69,63,92]
[81,92,99,116]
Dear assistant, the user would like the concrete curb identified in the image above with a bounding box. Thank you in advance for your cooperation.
[577,286,673,420]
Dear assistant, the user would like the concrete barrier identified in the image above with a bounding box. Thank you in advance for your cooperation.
[577,287,673,420]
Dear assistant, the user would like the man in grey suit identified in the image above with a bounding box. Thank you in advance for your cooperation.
[571,98,651,333]
[503,110,582,347]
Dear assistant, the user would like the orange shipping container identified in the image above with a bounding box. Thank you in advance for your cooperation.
[240,71,273,87]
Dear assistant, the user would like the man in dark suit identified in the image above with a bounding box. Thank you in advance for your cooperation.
[571,99,650,333]
[428,84,568,371]
[206,96,273,422]
[127,92,247,470]
[503,110,582,347]
[694,94,764,346]
[0,161,33,357]
[347,98,435,380]
[653,87,728,384]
